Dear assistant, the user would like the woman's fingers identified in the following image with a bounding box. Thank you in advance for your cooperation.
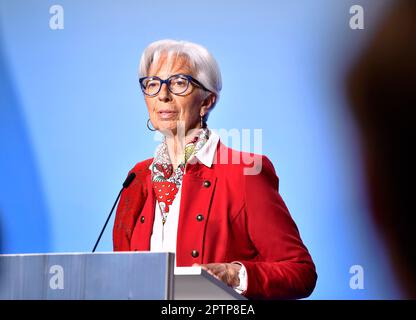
[198,263,241,287]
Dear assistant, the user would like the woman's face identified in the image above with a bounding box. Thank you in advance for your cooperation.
[144,54,213,136]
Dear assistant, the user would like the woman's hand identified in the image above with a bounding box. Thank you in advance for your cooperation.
[193,263,241,287]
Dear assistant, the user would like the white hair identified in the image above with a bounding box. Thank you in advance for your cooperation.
[139,39,222,112]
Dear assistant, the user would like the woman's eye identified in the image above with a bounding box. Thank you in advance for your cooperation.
[173,80,186,87]
[147,81,158,88]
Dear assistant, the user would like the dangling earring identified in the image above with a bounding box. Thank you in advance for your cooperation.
[200,114,205,128]
[147,118,156,131]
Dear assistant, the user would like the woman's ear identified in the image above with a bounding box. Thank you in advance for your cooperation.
[200,93,216,114]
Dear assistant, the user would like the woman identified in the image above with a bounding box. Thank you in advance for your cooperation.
[113,39,317,299]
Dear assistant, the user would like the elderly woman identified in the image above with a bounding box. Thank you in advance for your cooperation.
[113,39,317,299]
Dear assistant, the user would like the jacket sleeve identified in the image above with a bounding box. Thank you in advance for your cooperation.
[239,155,317,299]
[113,161,150,251]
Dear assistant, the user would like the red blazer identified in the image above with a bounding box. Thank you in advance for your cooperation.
[113,141,317,299]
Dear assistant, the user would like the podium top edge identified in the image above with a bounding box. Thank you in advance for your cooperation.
[0,251,174,257]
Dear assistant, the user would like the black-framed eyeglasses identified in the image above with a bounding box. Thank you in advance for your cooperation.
[139,74,210,97]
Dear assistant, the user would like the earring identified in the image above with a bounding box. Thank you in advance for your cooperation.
[147,118,156,131]
[200,114,205,128]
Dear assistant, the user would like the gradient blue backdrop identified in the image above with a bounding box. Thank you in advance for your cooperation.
[0,0,401,298]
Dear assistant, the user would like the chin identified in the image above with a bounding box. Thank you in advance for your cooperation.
[156,122,179,135]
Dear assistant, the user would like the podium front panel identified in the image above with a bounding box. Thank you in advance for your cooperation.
[0,252,174,300]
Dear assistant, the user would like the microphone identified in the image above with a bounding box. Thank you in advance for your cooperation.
[92,172,136,252]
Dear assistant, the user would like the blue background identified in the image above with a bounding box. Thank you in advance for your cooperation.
[0,0,402,298]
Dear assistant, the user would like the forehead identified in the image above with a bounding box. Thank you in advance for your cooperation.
[147,53,195,78]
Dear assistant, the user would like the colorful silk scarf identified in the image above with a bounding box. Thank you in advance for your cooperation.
[151,128,210,224]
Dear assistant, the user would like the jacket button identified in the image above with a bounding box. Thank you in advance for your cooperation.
[203,180,211,188]
[191,250,199,258]
[140,216,145,223]
[196,214,204,222]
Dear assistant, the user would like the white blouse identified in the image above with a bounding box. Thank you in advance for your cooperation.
[150,184,182,261]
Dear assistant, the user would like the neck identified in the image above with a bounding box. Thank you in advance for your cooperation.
[165,126,204,170]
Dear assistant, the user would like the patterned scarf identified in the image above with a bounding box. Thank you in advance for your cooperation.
[151,128,210,224]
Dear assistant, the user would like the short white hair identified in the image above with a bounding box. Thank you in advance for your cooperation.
[139,39,222,110]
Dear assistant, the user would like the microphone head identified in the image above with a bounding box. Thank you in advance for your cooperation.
[122,172,136,189]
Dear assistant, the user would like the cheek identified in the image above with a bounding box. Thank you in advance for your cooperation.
[145,99,156,114]
[178,98,201,120]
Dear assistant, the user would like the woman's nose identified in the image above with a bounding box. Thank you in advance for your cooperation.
[158,83,172,102]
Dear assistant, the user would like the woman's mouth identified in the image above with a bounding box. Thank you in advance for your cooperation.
[157,110,178,120]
